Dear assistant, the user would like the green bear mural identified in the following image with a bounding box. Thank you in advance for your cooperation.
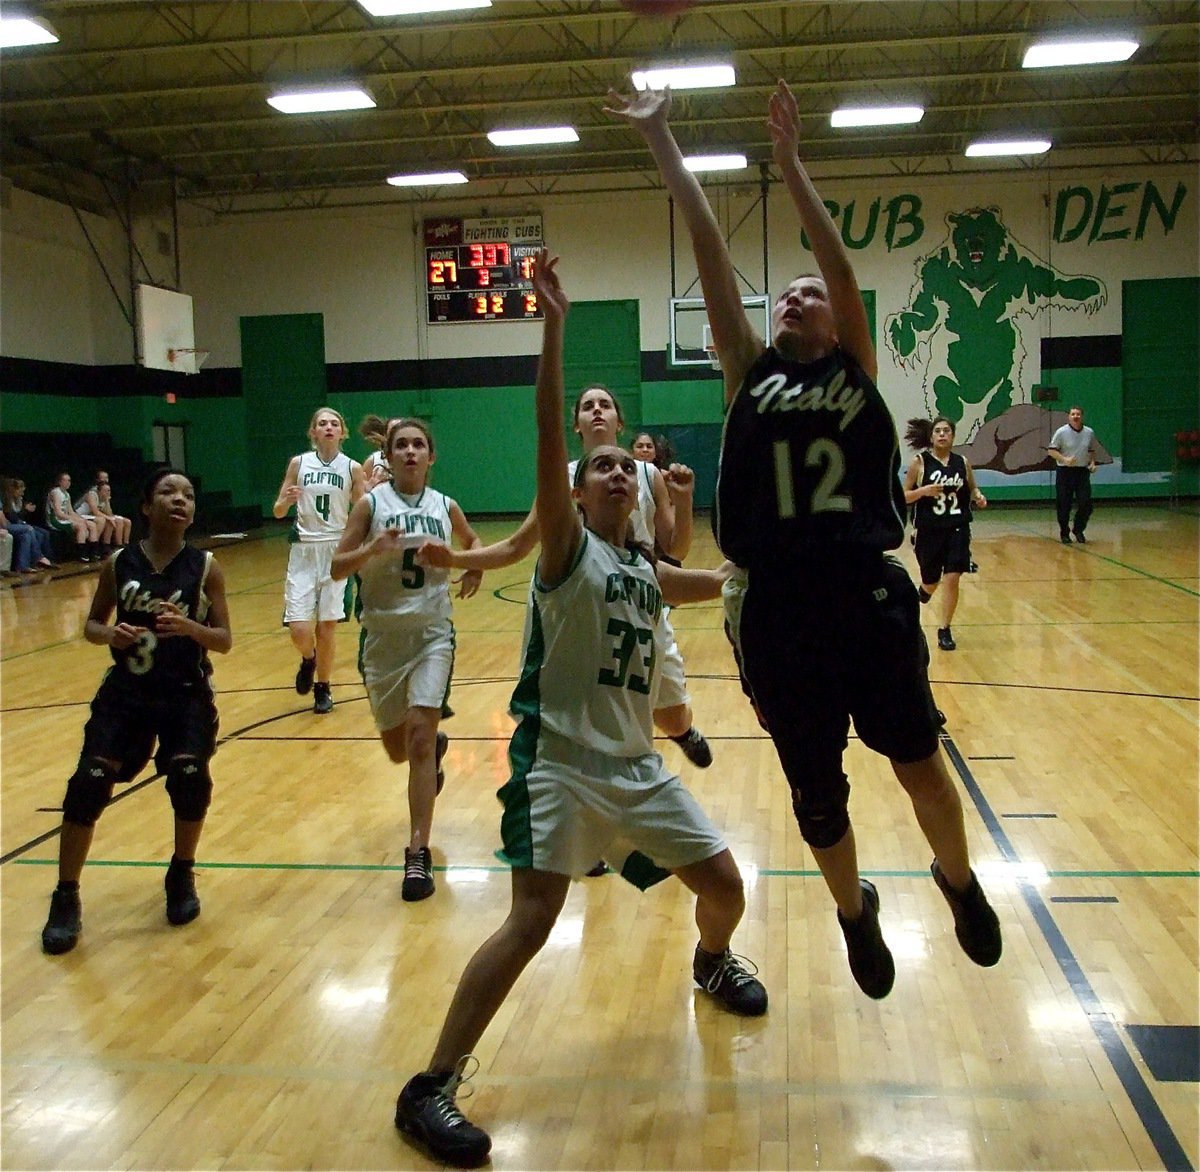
[886,207,1106,442]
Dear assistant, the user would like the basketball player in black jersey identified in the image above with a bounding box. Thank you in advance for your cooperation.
[41,469,232,955]
[903,416,987,651]
[608,79,1001,998]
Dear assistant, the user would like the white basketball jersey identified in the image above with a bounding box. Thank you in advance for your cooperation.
[567,457,656,548]
[511,532,665,758]
[363,450,391,482]
[356,483,455,629]
[295,450,354,541]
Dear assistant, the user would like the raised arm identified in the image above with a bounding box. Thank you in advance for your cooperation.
[530,250,581,586]
[652,463,695,559]
[656,558,733,607]
[419,505,540,572]
[447,501,484,598]
[272,456,302,519]
[349,459,367,505]
[605,86,761,400]
[769,80,875,379]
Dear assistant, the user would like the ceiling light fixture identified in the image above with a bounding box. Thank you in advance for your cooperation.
[683,153,748,173]
[831,105,924,128]
[487,127,579,147]
[965,139,1052,157]
[387,170,469,186]
[267,87,376,114]
[0,14,58,48]
[358,0,491,14]
[630,63,736,91]
[1022,38,1139,68]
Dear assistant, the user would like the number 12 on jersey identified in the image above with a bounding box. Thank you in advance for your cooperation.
[772,437,852,518]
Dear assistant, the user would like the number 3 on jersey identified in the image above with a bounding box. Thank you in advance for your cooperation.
[126,629,158,675]
[773,437,851,518]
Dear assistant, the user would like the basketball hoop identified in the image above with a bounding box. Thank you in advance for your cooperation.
[167,347,210,375]
[704,345,721,371]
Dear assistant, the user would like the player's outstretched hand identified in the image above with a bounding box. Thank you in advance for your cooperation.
[414,539,453,569]
[664,462,694,498]
[455,569,482,599]
[532,248,569,322]
[603,84,671,129]
[767,79,802,169]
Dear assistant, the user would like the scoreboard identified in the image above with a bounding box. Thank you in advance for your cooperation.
[423,215,544,324]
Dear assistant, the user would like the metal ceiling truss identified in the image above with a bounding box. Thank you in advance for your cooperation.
[1,1,1195,215]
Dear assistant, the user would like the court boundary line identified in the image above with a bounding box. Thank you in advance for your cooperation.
[942,732,1194,1172]
[5,726,1194,1167]
[4,671,1198,714]
[10,857,1199,880]
[1003,520,1200,597]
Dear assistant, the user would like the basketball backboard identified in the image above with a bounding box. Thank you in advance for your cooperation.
[668,295,769,368]
[136,283,200,373]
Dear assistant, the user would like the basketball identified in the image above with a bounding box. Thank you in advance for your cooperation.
[618,0,695,17]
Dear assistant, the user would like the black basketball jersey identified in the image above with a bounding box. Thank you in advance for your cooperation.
[912,451,972,531]
[713,346,906,569]
[110,543,215,690]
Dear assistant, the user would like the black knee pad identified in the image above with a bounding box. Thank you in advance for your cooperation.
[791,782,851,850]
[62,757,118,827]
[165,756,212,822]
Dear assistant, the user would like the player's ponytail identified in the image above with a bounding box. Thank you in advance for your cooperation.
[358,414,389,450]
[904,418,935,450]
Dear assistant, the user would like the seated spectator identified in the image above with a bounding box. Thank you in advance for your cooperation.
[74,476,117,554]
[45,472,98,561]
[93,471,131,547]
[1,476,55,571]
[0,516,13,576]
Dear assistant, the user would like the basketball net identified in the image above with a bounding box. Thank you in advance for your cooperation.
[167,347,211,374]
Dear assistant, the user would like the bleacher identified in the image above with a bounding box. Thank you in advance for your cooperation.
[0,431,261,544]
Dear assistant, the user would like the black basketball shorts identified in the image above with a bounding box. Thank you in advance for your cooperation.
[737,555,941,800]
[914,525,971,584]
[80,671,219,783]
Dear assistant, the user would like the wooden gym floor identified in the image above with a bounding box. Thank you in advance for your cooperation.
[2,504,1197,1171]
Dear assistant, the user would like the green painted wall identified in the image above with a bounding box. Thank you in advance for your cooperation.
[1123,276,1200,495]
[241,314,327,513]
[0,391,252,507]
[330,385,538,514]
[3,290,1190,513]
[1,394,100,431]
